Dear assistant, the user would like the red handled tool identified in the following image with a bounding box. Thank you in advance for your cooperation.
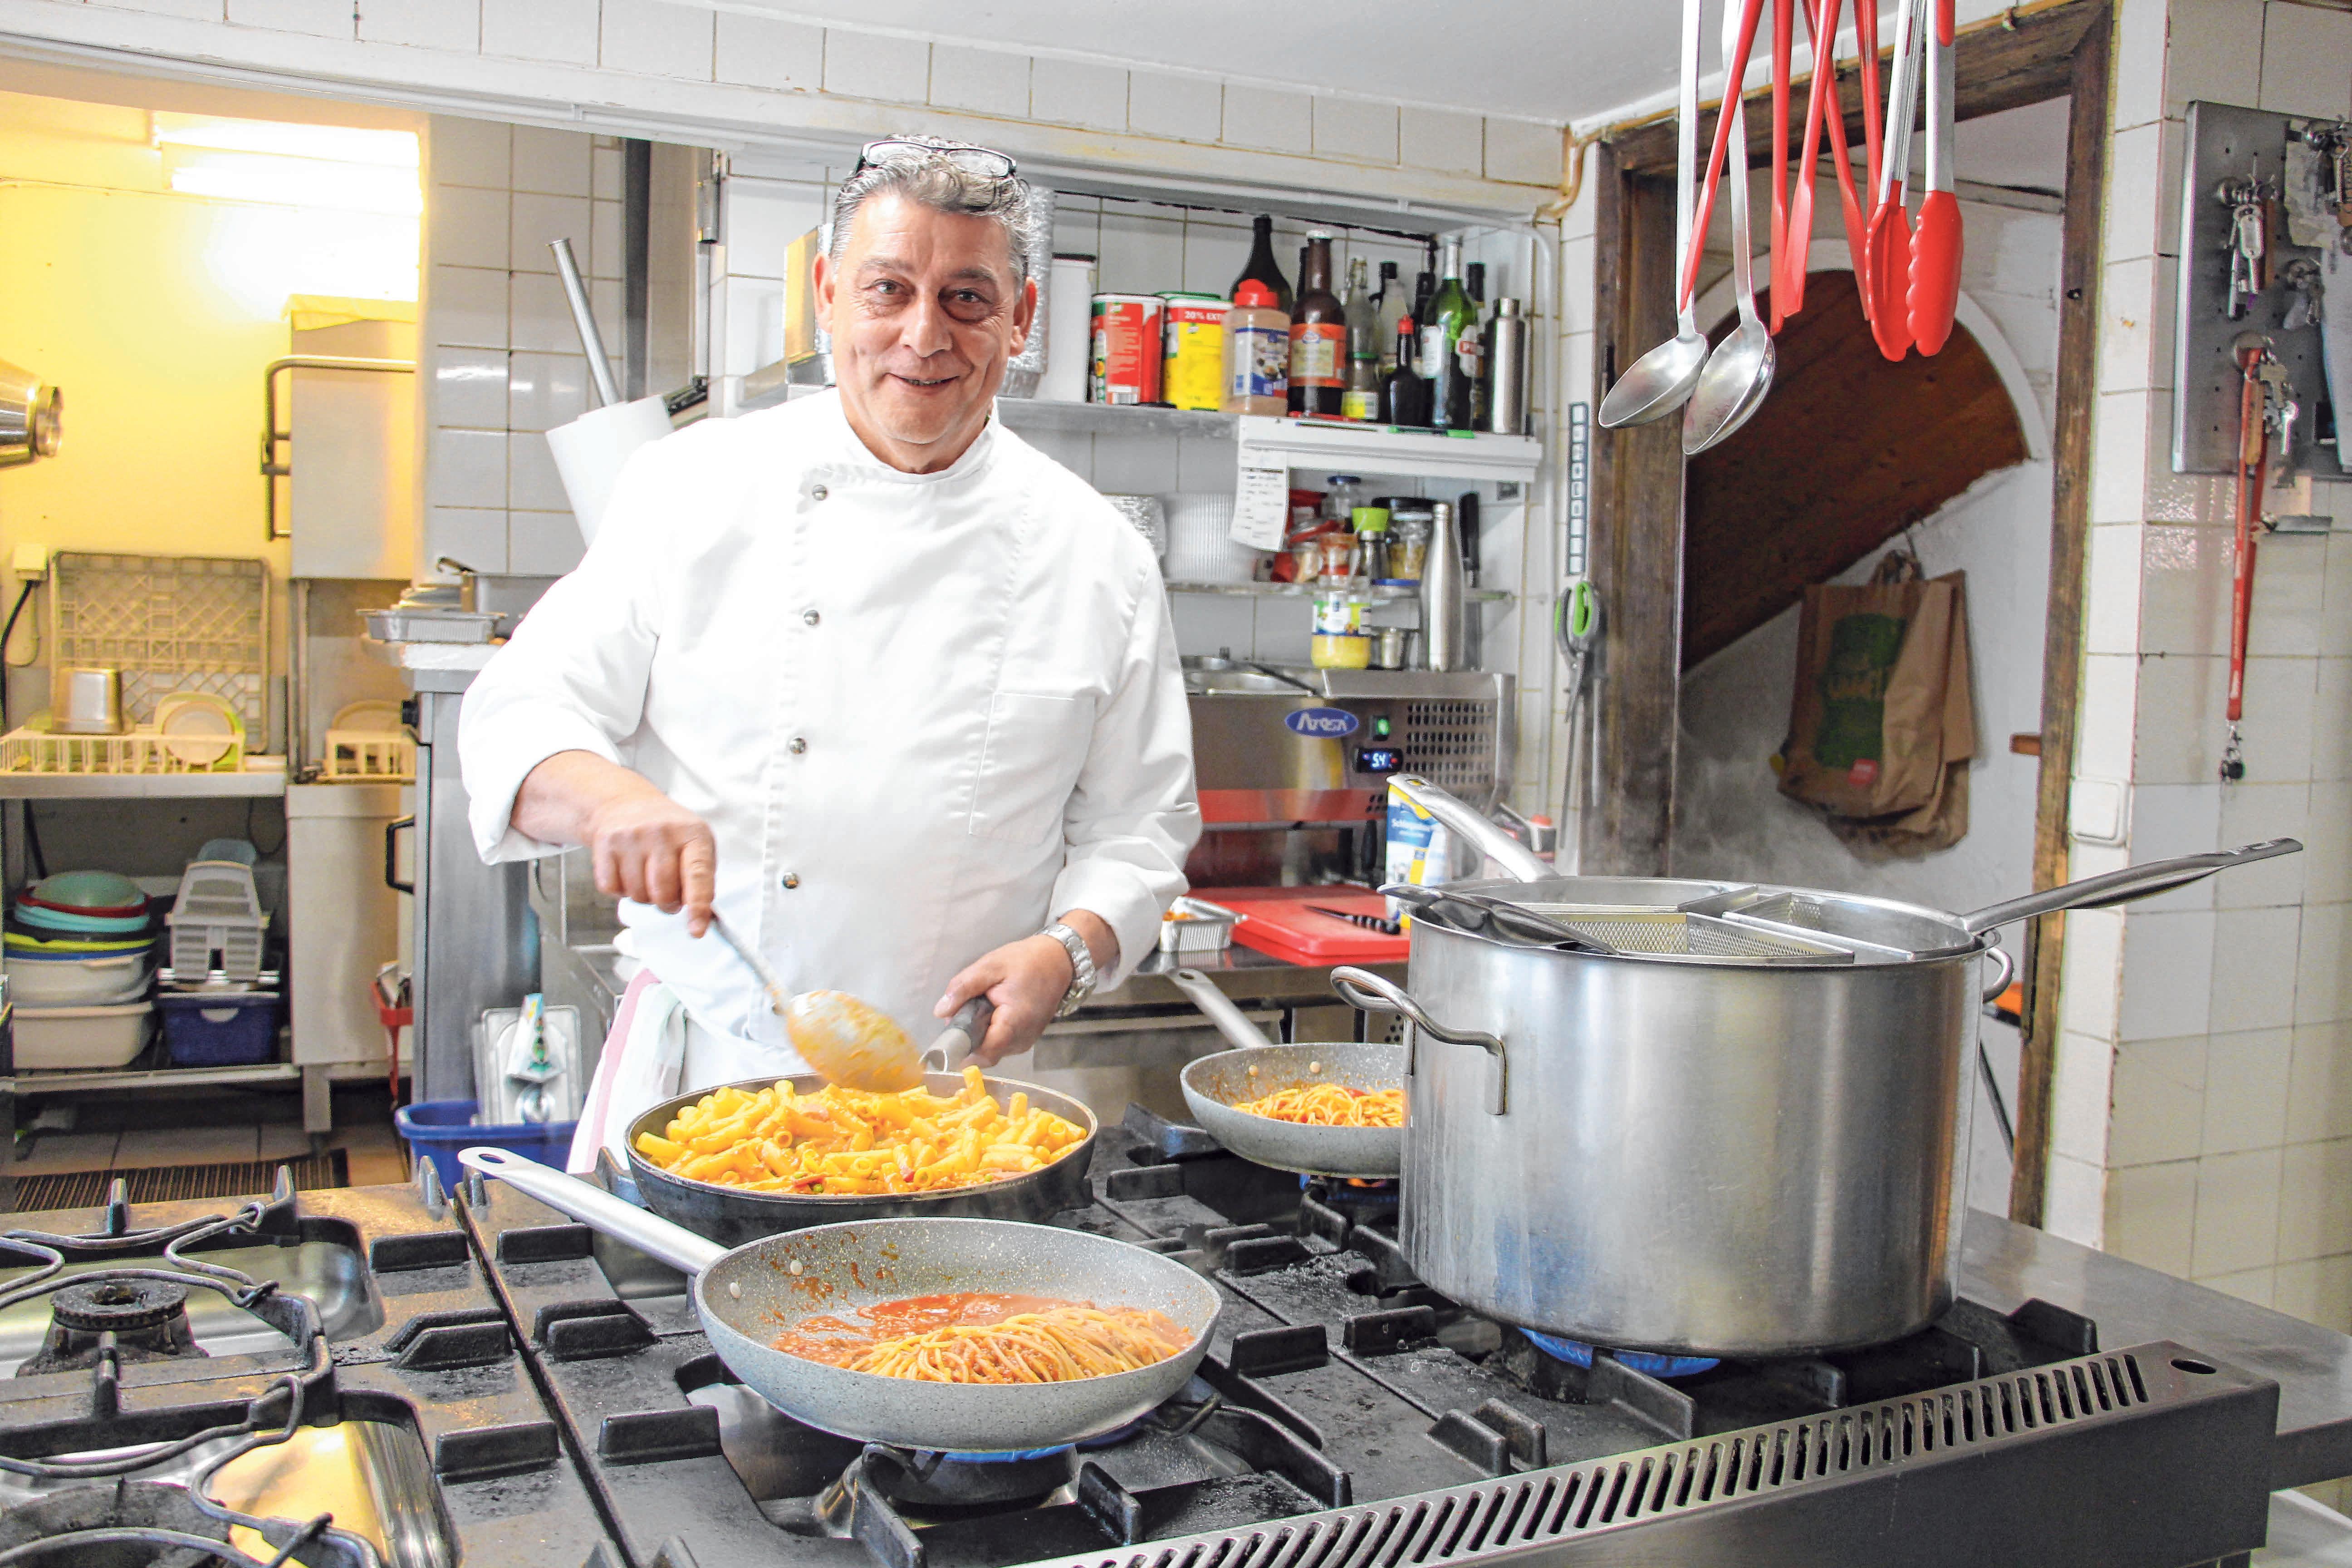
[1769,0,1794,329]
[1866,0,1923,358]
[1907,0,1963,353]
[1681,0,1774,314]
[1783,0,1851,318]
[2226,342,2270,734]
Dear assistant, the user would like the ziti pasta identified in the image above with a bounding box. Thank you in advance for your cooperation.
[632,1066,1086,1194]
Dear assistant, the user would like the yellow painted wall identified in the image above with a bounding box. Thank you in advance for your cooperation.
[0,87,420,736]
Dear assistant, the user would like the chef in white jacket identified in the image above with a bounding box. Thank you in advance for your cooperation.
[458,137,1201,1171]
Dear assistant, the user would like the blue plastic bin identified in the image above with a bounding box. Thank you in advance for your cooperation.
[396,1099,578,1191]
[158,990,279,1066]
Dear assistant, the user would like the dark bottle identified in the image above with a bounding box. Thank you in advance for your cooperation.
[1410,268,1434,329]
[1287,230,1346,416]
[1464,261,1490,431]
[1232,216,1294,314]
[1421,235,1476,431]
[1382,315,1431,427]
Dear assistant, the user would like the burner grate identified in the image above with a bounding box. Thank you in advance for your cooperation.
[13,1152,348,1211]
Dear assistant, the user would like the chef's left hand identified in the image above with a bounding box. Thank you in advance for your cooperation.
[937,911,1117,1065]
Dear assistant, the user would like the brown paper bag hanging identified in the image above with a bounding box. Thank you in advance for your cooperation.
[1806,565,1978,859]
[1777,559,1969,820]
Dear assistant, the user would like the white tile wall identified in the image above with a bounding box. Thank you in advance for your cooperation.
[1221,86,1312,154]
[511,125,591,197]
[714,13,822,92]
[823,30,929,103]
[1481,118,1561,186]
[1127,71,1220,143]
[1312,97,1400,165]
[599,0,713,80]
[1030,59,1127,131]
[2258,1,2352,119]
[1401,107,1484,176]
[480,0,598,66]
[225,0,350,38]
[358,0,478,52]
[930,44,1029,118]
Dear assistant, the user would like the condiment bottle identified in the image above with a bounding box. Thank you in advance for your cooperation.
[1222,281,1289,416]
[1382,316,1430,427]
[1231,215,1293,314]
[1341,257,1381,421]
[1287,230,1347,418]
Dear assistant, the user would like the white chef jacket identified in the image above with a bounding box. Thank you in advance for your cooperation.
[459,388,1201,1060]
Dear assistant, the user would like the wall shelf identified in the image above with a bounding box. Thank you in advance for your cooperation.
[1238,416,1541,485]
[1166,580,1512,604]
[0,758,289,800]
[997,401,1235,439]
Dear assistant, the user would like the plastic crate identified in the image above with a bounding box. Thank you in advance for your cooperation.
[165,859,268,984]
[395,1099,579,1191]
[159,990,279,1066]
[49,553,267,736]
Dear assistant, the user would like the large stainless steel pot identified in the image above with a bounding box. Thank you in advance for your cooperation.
[1331,776,2298,1359]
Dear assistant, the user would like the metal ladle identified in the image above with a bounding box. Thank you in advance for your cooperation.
[710,911,990,1089]
[1683,0,1778,456]
[1597,0,1710,429]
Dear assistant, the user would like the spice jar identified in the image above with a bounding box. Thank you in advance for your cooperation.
[1387,506,1433,583]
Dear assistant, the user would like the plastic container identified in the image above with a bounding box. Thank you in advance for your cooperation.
[5,947,154,1007]
[1158,897,1243,955]
[159,989,279,1066]
[396,1099,581,1192]
[1221,281,1289,415]
[14,1001,152,1070]
[166,858,268,984]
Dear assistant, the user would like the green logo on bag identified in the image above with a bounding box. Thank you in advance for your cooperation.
[1815,612,1907,769]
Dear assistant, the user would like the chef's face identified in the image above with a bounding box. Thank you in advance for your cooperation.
[816,192,1035,474]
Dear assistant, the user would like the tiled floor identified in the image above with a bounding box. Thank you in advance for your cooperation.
[10,1084,411,1191]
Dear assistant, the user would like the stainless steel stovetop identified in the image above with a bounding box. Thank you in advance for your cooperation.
[1,1122,2348,1568]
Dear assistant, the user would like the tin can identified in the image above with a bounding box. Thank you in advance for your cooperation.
[1160,294,1227,412]
[1090,294,1165,405]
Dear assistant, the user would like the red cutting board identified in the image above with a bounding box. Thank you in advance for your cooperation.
[1196,887,1410,964]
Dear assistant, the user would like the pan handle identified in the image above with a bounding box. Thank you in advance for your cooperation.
[1959,839,2302,934]
[458,1147,728,1276]
[1980,943,2016,1005]
[1388,775,1554,884]
[1330,965,1507,1115]
[1168,968,1274,1053]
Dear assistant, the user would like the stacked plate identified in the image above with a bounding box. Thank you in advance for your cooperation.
[5,870,160,1015]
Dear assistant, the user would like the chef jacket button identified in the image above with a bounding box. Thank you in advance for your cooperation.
[810,485,828,502]
[789,736,807,755]
[781,872,801,890]
[803,610,820,626]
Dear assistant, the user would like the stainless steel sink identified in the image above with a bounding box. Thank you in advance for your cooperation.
[1184,671,1310,695]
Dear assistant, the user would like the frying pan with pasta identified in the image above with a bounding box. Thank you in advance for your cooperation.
[459,1148,1220,1452]
[1167,968,1405,1179]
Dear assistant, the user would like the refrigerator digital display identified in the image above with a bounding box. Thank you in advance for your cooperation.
[1353,746,1405,775]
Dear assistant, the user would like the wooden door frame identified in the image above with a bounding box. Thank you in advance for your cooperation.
[1582,0,2114,1227]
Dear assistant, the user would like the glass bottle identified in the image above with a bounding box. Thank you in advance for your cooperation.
[1287,230,1346,417]
[1464,261,1491,432]
[1382,315,1430,427]
[1231,215,1294,314]
[1421,236,1476,431]
[1373,260,1403,372]
[1341,258,1381,421]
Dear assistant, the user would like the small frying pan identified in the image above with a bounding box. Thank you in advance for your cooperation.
[458,1148,1220,1452]
[1167,969,1404,1179]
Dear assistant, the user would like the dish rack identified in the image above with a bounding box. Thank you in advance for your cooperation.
[49,553,268,735]
[0,725,245,775]
[163,858,269,985]
[320,729,414,780]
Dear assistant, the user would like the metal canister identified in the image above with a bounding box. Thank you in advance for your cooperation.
[1485,298,1530,436]
[1420,501,1467,671]
[1089,294,1166,405]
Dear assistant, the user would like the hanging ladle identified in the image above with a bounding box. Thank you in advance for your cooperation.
[1683,0,1778,454]
[1597,0,1710,428]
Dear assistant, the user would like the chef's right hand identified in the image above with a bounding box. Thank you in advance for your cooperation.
[587,789,717,936]
[514,751,718,936]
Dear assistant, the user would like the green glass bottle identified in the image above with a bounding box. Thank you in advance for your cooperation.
[1420,235,1476,431]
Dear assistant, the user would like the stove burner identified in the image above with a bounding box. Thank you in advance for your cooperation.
[17,1277,205,1377]
[1520,1329,1719,1380]
[0,1480,236,1568]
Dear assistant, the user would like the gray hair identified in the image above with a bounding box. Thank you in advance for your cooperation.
[828,137,1044,285]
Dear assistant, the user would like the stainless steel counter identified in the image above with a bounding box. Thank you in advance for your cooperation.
[1958,1209,2352,1489]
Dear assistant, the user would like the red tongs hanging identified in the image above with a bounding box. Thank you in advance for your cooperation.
[1781,0,1868,318]
[1908,0,1963,353]
[1866,0,1926,357]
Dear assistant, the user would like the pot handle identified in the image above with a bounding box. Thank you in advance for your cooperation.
[1958,839,2302,934]
[458,1147,728,1276]
[1980,944,2016,1005]
[1388,776,1554,885]
[1331,965,1508,1114]
[1168,967,1274,1052]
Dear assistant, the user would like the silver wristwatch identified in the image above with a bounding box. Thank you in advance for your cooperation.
[1041,921,1097,1018]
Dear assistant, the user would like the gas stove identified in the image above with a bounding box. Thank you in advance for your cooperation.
[456,1113,2298,1568]
[0,1168,614,1567]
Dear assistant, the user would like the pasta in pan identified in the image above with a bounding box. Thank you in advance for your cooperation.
[632,1066,1086,1194]
[1230,1082,1406,1127]
[772,1292,1189,1383]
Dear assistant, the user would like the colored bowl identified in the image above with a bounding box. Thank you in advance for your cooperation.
[27,870,146,913]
